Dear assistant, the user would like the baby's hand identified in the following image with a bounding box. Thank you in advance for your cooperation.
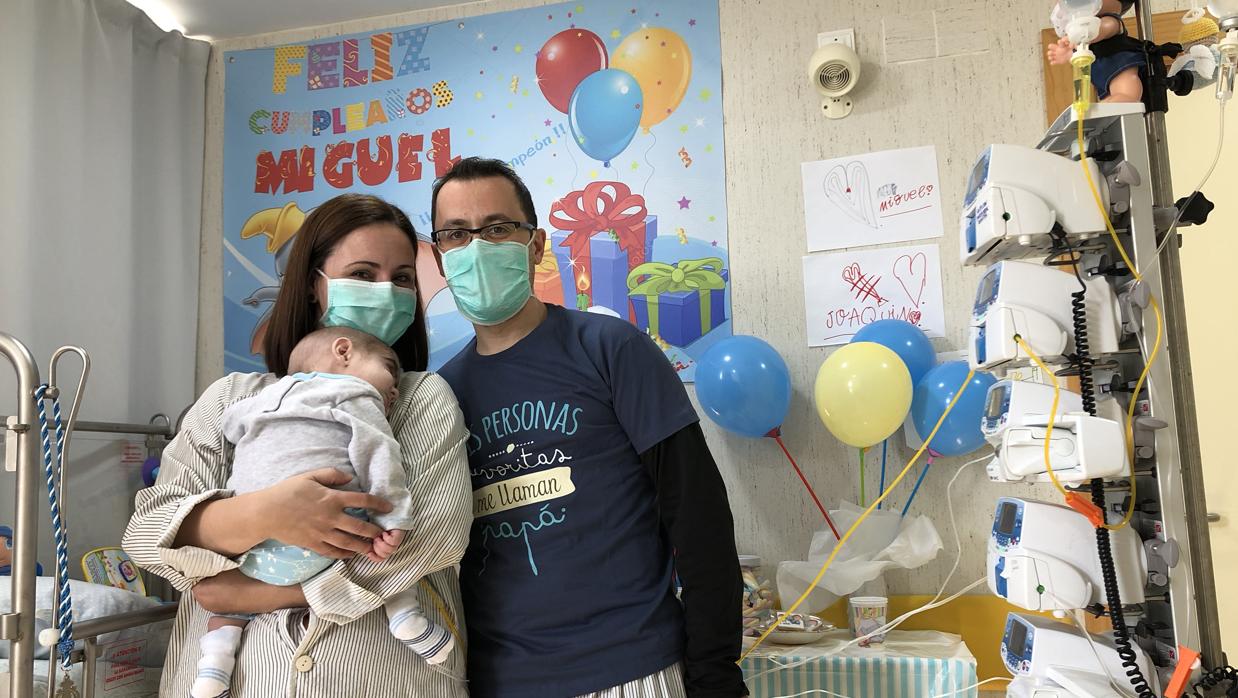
[1047,36,1074,65]
[365,529,406,564]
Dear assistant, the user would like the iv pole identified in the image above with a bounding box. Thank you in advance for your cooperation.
[1134,0,1224,669]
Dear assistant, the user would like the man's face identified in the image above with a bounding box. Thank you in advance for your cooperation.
[432,176,545,275]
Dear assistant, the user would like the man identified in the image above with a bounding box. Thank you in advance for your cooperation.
[433,157,747,698]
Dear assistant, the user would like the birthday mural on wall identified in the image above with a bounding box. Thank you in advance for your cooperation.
[222,0,730,381]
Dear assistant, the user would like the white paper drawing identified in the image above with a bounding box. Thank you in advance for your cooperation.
[802,146,944,251]
[802,244,946,347]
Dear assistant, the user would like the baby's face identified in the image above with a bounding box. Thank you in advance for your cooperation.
[347,349,401,412]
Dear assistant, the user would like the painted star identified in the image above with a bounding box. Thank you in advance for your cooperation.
[708,215,716,222]
[695,117,706,127]
[679,124,689,134]
[611,29,621,38]
[476,32,485,40]
[689,18,697,26]
[514,44,524,53]
[522,88,529,96]
[474,91,484,99]
[705,144,714,153]
[630,161,640,171]
[546,176,555,185]
[576,4,584,12]
[544,119,552,127]
[589,169,599,178]
[699,88,713,101]
[678,196,691,209]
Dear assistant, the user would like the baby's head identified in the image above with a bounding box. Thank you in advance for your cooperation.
[290,327,401,410]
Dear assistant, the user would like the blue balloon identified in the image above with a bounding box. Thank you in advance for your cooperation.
[567,69,643,165]
[852,320,936,385]
[910,361,996,457]
[696,336,792,439]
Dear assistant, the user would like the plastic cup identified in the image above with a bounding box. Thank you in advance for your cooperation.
[849,596,888,646]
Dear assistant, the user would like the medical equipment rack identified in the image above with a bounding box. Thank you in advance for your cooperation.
[1034,17,1223,680]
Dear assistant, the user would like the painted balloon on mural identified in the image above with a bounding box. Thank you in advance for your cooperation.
[611,27,692,130]
[536,28,609,114]
[567,68,644,165]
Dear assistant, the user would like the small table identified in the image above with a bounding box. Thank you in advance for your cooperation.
[742,629,980,698]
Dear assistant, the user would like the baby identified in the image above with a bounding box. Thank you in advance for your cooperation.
[192,326,453,698]
[1048,0,1143,103]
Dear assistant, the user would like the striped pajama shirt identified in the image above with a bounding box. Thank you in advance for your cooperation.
[122,371,473,697]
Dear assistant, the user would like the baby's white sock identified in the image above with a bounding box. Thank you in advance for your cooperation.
[386,594,454,665]
[191,626,242,698]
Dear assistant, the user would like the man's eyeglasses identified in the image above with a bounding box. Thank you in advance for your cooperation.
[431,221,536,251]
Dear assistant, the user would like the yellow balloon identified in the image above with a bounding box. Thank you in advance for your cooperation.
[814,342,913,448]
[611,28,692,130]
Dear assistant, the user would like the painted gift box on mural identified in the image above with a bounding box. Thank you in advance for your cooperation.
[548,181,657,318]
[627,258,728,347]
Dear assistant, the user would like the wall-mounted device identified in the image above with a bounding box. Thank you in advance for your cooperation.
[1002,612,1158,697]
[960,145,1108,265]
[969,261,1120,374]
[989,497,1145,612]
[808,40,861,119]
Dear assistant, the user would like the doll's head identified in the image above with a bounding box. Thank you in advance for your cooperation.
[1180,15,1223,48]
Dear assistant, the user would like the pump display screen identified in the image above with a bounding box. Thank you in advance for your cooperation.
[986,386,1006,421]
[1008,621,1028,658]
[964,148,992,207]
[975,270,998,309]
[997,501,1018,536]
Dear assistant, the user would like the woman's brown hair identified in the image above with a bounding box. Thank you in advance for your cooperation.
[262,194,429,376]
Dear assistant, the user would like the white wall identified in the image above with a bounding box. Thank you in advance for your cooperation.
[197,0,1196,595]
[1165,86,1237,651]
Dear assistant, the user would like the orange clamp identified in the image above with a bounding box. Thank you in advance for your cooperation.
[1065,492,1105,527]
[1165,645,1201,698]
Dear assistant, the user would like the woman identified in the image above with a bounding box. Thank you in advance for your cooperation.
[122,194,472,697]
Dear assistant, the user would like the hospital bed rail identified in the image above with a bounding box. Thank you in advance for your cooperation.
[1,331,181,698]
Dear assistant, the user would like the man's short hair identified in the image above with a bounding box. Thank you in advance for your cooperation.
[431,157,538,229]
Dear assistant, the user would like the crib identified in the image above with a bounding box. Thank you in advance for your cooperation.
[0,332,180,698]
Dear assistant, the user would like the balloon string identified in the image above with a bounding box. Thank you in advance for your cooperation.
[878,440,888,510]
[859,447,866,507]
[640,129,658,198]
[774,435,840,540]
[901,451,936,517]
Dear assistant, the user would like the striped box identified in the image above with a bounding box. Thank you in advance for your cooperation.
[742,631,979,698]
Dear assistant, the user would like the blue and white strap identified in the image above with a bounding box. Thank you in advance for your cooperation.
[34,385,75,668]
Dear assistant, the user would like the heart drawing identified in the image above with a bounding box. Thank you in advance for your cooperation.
[823,162,878,229]
[893,253,927,307]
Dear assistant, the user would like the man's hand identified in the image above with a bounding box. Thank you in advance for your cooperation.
[365,529,405,564]
[192,570,307,614]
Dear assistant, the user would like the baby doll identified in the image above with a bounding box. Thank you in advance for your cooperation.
[1169,14,1224,87]
[1048,0,1144,103]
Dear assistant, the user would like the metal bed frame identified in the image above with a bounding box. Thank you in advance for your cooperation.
[0,331,180,698]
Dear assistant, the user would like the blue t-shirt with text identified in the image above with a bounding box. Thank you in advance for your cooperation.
[439,305,699,698]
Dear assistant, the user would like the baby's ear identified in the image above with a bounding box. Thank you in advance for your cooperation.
[332,336,353,360]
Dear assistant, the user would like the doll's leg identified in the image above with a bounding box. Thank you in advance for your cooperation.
[385,589,454,664]
[192,615,249,698]
[1103,66,1143,103]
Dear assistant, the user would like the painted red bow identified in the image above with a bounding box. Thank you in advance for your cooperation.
[549,181,649,310]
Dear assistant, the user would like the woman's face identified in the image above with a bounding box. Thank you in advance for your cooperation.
[313,223,418,312]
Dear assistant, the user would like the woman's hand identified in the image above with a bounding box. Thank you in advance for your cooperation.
[192,570,306,614]
[254,468,392,559]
